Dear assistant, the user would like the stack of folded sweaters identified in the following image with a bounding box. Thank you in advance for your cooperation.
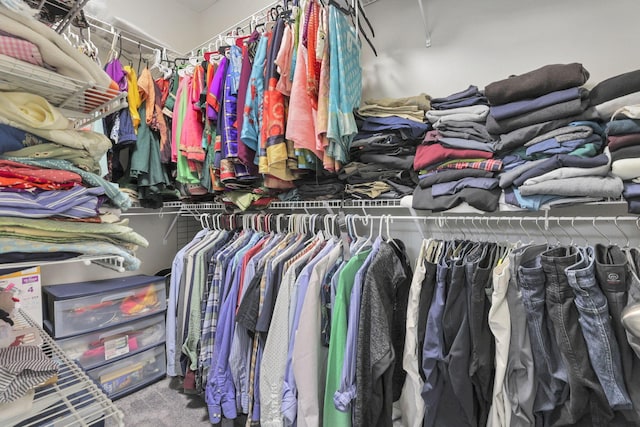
[588,70,640,214]
[413,86,502,212]
[485,63,623,210]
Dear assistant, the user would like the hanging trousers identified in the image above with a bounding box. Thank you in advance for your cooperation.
[540,246,614,426]
[467,243,498,427]
[518,245,569,425]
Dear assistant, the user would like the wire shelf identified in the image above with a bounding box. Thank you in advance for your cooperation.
[0,55,127,128]
[5,310,124,427]
[0,255,126,273]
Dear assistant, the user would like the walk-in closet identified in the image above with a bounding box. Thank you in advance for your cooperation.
[1,0,640,426]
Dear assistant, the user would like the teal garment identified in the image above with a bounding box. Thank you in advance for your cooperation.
[241,34,269,159]
[327,5,362,164]
[125,104,171,205]
[0,156,131,210]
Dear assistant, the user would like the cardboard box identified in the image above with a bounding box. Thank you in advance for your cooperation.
[0,267,42,327]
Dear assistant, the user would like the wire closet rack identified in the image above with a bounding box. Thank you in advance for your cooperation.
[3,310,124,427]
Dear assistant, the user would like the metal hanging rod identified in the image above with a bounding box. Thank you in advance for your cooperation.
[190,0,281,54]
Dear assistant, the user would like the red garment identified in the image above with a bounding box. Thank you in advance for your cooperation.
[414,143,493,171]
[0,160,82,189]
[607,133,640,152]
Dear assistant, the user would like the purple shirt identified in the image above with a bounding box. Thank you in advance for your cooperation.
[281,240,337,426]
[334,237,382,411]
[0,185,104,218]
[205,232,257,423]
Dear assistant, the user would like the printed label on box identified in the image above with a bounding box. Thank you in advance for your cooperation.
[104,335,130,361]
[0,267,41,327]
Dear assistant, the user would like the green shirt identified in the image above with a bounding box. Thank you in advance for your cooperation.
[323,249,371,427]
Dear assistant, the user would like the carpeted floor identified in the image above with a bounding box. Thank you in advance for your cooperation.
[107,376,211,427]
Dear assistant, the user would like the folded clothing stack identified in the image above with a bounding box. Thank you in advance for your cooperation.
[590,69,640,121]
[337,112,428,200]
[483,63,621,210]
[415,86,501,211]
[606,112,640,213]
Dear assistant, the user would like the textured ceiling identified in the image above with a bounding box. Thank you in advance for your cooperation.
[172,0,219,13]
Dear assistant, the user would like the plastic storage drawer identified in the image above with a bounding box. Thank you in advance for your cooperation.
[87,344,166,400]
[56,312,166,370]
[43,275,166,339]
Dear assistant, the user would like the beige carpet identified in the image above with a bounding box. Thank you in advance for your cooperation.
[107,376,211,426]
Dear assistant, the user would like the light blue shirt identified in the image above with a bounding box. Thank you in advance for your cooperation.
[166,229,207,377]
[334,237,382,411]
[281,239,337,426]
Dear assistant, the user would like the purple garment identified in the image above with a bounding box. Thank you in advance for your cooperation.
[207,57,229,121]
[490,87,583,121]
[0,185,104,218]
[431,177,500,197]
[334,237,381,411]
[206,255,242,423]
[281,241,335,426]
[104,59,127,92]
[237,32,260,166]
[221,47,242,159]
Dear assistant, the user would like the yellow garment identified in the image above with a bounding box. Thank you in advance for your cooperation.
[0,91,70,130]
[136,68,155,125]
[123,65,141,131]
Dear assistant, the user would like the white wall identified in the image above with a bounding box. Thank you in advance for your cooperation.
[360,0,640,99]
[97,0,200,53]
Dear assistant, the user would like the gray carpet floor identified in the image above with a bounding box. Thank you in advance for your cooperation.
[107,376,211,426]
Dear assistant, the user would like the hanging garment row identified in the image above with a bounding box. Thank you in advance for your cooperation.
[167,213,640,427]
[166,212,411,426]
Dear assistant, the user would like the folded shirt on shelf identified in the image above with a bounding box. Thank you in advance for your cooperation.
[357,115,430,140]
[610,144,640,162]
[419,168,495,188]
[485,97,592,135]
[518,175,623,198]
[511,152,610,187]
[612,157,640,180]
[525,133,602,159]
[589,69,640,106]
[523,124,594,147]
[0,185,104,219]
[606,119,640,137]
[594,91,640,120]
[430,85,488,110]
[0,32,44,67]
[414,143,494,171]
[412,185,501,212]
[431,177,500,197]
[484,62,590,105]
[435,120,495,143]
[492,117,576,153]
[490,87,585,121]
[425,104,489,125]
